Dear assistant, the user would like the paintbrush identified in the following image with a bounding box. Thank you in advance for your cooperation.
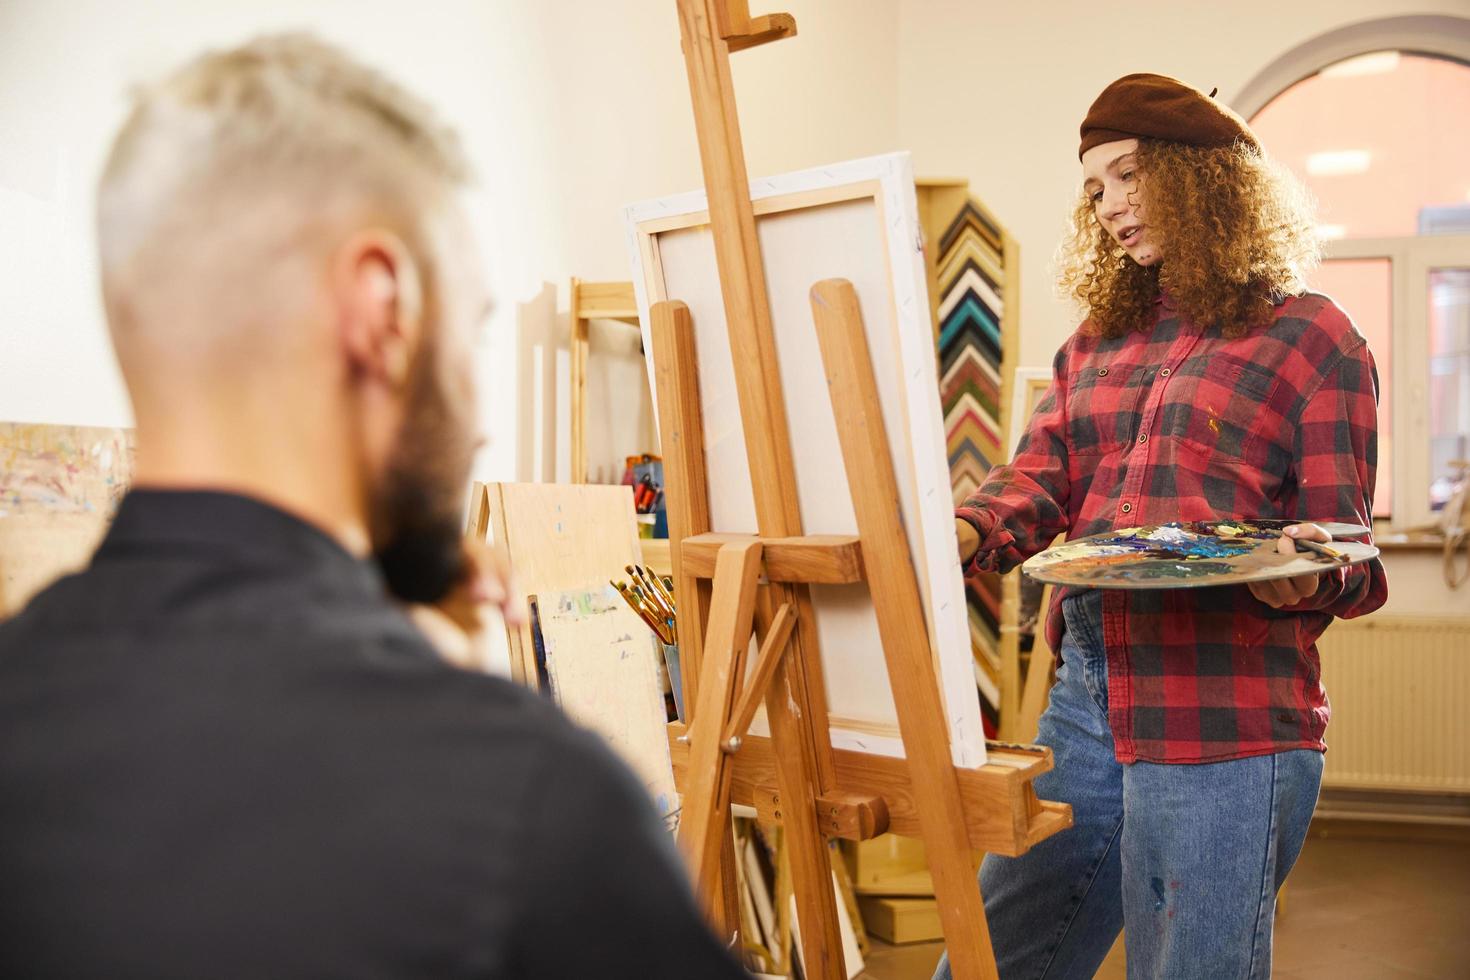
[631,585,670,627]
[634,564,677,614]
[624,566,664,616]
[1290,537,1349,563]
[636,568,678,646]
[654,572,677,612]
[628,565,674,616]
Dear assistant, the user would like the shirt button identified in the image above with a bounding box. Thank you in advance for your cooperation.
[1160,367,1172,377]
[1121,502,1133,514]
[1137,433,1149,444]
[1097,368,1109,377]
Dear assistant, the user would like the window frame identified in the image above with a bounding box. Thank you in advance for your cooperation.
[1232,15,1470,531]
[1321,236,1470,530]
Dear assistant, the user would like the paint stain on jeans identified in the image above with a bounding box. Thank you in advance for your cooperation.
[1151,876,1167,911]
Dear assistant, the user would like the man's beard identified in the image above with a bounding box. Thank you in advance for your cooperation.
[372,339,475,604]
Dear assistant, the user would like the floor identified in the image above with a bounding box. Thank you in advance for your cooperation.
[858,830,1470,979]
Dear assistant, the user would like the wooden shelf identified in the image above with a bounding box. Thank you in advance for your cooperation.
[570,278,646,484]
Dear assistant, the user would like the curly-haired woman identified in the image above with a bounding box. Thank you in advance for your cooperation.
[939,74,1388,979]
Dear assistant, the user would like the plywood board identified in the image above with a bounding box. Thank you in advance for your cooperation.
[625,153,985,768]
[0,422,134,617]
[479,482,645,685]
[539,584,678,826]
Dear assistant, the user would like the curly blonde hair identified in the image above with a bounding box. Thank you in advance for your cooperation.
[1056,139,1320,338]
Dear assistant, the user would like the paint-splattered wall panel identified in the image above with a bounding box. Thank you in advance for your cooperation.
[916,183,1020,737]
[0,423,134,617]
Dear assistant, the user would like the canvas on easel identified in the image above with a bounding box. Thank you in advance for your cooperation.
[626,154,987,770]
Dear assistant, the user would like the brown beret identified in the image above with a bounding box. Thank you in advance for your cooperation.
[1079,73,1259,160]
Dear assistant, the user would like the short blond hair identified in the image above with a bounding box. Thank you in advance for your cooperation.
[98,33,468,354]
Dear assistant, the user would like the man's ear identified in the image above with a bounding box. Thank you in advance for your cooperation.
[332,230,424,387]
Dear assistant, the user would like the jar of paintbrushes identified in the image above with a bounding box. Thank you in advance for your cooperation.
[611,565,683,723]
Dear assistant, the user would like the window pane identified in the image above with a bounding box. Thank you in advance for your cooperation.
[1429,268,1470,512]
[1250,52,1470,239]
[1308,259,1392,517]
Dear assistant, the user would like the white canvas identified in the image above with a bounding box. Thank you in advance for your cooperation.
[625,153,985,769]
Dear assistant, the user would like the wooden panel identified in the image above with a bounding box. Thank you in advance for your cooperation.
[538,584,679,825]
[682,532,864,583]
[478,483,644,685]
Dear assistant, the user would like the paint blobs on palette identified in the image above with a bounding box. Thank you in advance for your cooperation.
[1023,520,1380,591]
[1052,552,1235,582]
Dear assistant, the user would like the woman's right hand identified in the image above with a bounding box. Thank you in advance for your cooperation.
[956,518,980,564]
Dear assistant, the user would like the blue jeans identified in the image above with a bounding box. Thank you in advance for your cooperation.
[935,590,1322,980]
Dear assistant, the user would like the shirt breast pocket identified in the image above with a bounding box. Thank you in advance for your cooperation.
[1159,355,1278,461]
[1066,364,1149,457]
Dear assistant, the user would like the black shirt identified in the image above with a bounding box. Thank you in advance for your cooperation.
[0,491,747,979]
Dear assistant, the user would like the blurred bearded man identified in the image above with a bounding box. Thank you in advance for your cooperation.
[0,34,747,980]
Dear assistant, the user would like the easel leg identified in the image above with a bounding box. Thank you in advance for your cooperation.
[650,301,713,714]
[677,541,763,914]
[760,586,847,979]
[812,279,998,979]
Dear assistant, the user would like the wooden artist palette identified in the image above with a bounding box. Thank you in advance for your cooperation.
[1022,520,1379,590]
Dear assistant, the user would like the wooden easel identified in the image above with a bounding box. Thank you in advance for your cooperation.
[653,4,1070,978]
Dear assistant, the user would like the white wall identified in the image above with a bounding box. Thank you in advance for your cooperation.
[0,0,899,482]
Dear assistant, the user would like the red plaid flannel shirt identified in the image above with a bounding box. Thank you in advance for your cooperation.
[957,292,1388,763]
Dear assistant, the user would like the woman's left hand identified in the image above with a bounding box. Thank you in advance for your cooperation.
[1247,523,1330,609]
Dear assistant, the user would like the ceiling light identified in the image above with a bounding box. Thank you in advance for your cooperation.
[1307,150,1371,176]
[1316,224,1347,241]
[1320,51,1401,78]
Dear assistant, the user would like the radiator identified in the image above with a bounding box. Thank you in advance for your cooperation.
[1320,616,1470,794]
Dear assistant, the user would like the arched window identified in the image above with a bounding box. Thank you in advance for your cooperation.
[1241,21,1470,529]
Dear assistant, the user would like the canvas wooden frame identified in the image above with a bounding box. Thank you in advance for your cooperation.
[624,153,986,768]
[1008,368,1054,457]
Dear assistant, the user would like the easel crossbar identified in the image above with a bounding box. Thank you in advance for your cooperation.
[680,532,864,583]
[669,725,1073,854]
